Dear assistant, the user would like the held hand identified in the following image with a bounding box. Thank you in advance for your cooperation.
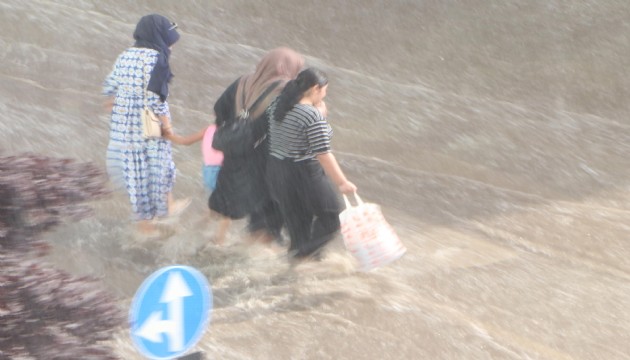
[161,124,174,137]
[338,180,357,194]
[164,132,185,145]
[164,127,205,146]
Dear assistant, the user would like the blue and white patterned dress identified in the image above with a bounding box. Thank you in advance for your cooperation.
[103,47,175,220]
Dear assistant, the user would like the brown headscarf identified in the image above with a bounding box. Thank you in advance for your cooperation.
[234,47,305,119]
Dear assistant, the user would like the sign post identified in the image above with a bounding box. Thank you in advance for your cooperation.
[130,265,212,360]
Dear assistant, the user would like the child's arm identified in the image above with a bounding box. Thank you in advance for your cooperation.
[164,126,206,146]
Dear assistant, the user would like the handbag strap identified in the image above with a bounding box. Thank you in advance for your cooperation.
[142,85,149,108]
[239,80,282,119]
[343,193,363,209]
[142,54,151,110]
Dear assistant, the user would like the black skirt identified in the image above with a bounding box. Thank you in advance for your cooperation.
[266,157,341,257]
[209,144,268,219]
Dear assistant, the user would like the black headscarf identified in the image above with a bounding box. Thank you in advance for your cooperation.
[133,14,180,102]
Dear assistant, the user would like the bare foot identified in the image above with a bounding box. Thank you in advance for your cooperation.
[168,197,192,217]
[128,221,162,247]
[137,220,158,235]
[198,236,225,253]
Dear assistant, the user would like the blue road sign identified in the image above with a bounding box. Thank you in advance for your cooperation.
[130,265,212,360]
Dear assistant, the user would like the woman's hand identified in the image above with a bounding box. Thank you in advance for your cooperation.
[315,153,357,194]
[338,180,357,194]
[159,114,175,137]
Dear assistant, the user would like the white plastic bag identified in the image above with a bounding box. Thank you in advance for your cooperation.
[339,193,406,271]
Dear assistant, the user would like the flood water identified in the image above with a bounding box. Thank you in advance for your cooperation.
[2,1,630,359]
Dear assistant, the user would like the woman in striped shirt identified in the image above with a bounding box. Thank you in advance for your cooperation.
[267,68,357,260]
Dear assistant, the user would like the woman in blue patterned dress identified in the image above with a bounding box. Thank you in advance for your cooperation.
[103,14,202,235]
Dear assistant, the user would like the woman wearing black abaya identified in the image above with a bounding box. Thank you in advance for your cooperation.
[205,48,304,246]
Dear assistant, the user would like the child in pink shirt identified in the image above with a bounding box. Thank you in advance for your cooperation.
[201,124,231,247]
[202,124,224,192]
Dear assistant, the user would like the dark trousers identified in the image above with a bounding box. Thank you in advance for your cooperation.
[267,157,341,257]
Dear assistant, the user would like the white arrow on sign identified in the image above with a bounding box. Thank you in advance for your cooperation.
[134,271,193,352]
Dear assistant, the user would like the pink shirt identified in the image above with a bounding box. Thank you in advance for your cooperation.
[202,124,224,166]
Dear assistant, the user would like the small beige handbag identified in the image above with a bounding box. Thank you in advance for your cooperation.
[141,63,161,139]
[141,106,161,139]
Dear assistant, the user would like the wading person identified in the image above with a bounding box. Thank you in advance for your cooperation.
[103,14,203,236]
[266,67,357,261]
[204,47,304,247]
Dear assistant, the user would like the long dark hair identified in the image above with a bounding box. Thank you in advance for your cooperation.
[273,67,328,122]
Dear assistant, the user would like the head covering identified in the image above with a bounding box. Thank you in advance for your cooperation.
[235,47,305,119]
[133,14,180,102]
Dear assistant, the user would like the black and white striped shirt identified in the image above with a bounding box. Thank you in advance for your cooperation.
[268,101,333,161]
